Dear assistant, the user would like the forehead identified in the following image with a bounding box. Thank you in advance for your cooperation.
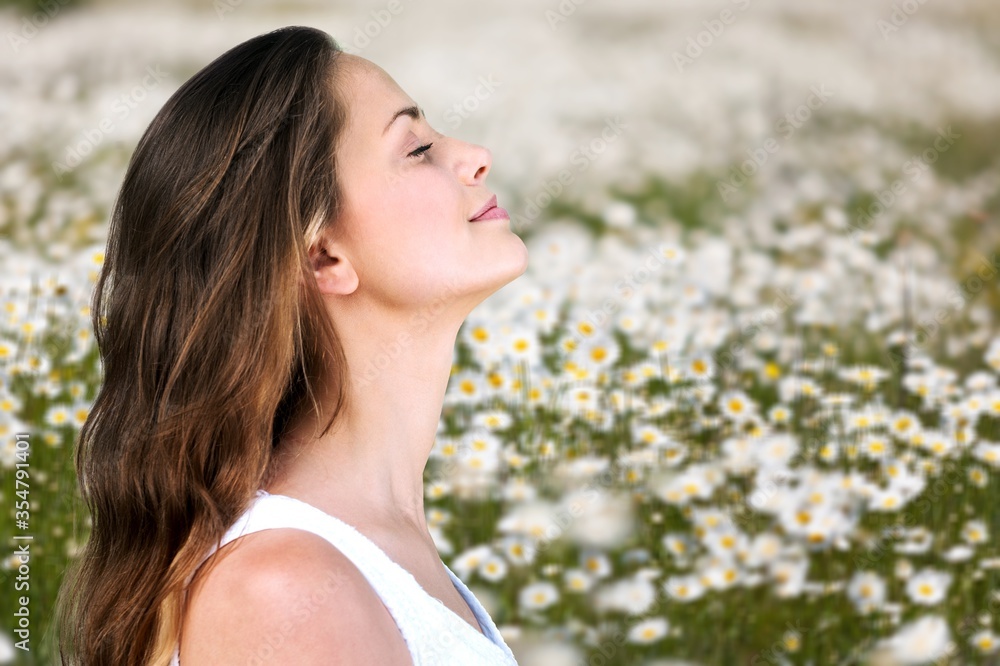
[334,54,413,136]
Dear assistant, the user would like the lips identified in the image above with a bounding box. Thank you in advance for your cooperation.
[469,194,510,222]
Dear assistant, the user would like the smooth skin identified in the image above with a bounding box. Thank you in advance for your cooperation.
[179,52,528,664]
[181,529,414,664]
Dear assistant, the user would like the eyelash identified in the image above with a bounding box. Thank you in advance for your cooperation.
[408,142,433,159]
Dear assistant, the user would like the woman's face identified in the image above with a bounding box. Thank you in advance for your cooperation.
[323,53,528,314]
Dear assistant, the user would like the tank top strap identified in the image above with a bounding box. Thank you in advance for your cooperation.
[217,489,401,586]
[175,489,520,666]
[174,489,427,665]
[216,490,428,642]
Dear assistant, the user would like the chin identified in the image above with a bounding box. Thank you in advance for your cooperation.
[512,239,530,277]
[495,233,529,275]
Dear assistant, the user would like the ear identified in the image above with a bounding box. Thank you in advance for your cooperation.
[308,234,359,297]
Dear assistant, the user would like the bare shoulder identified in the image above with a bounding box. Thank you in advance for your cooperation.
[179,527,412,665]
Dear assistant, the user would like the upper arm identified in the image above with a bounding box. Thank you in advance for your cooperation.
[179,528,413,665]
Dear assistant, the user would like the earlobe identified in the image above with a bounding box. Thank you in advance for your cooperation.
[311,244,358,296]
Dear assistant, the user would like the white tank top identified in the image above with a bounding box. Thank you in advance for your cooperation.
[170,489,519,665]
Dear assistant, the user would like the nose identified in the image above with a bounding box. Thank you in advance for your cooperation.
[459,141,492,185]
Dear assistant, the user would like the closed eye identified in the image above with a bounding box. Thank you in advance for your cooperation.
[408,143,433,159]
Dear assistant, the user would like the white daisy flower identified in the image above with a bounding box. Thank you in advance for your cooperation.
[767,403,792,425]
[968,465,989,488]
[663,574,705,602]
[500,536,536,566]
[462,320,494,349]
[778,375,822,403]
[0,417,30,466]
[972,441,1000,468]
[562,384,601,415]
[562,489,635,551]
[942,545,974,563]
[502,328,541,366]
[844,406,879,433]
[656,241,687,267]
[425,479,452,500]
[477,554,508,582]
[496,501,558,544]
[425,508,451,527]
[660,440,688,468]
[971,629,1000,655]
[895,558,914,580]
[965,370,997,392]
[567,316,599,342]
[683,353,715,382]
[904,568,951,605]
[719,389,757,423]
[458,450,500,474]
[649,328,684,359]
[875,614,952,665]
[471,409,513,432]
[894,526,933,555]
[838,364,889,389]
[753,433,800,469]
[962,519,988,545]
[632,422,669,448]
[0,391,23,415]
[450,545,494,580]
[562,568,595,594]
[593,575,656,615]
[743,533,785,569]
[888,410,920,439]
[44,404,71,428]
[703,559,741,590]
[447,369,486,405]
[602,200,635,229]
[428,525,453,556]
[536,438,558,460]
[770,558,809,598]
[556,455,611,483]
[690,506,732,533]
[635,361,664,386]
[70,400,91,428]
[518,581,559,611]
[502,476,537,502]
[65,380,87,400]
[846,571,886,615]
[627,617,669,644]
[821,393,855,410]
[462,429,502,457]
[579,334,620,370]
[0,626,14,662]
[986,339,1000,372]
[859,434,892,460]
[662,533,693,560]
[921,429,957,458]
[983,389,1000,417]
[818,441,840,463]
[702,528,746,559]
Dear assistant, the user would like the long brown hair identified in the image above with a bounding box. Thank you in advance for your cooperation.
[54,26,351,665]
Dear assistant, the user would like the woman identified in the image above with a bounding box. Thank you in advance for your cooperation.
[56,26,527,665]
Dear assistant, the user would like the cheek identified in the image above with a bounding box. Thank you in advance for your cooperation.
[354,171,463,298]
[399,168,455,214]
[386,170,460,238]
[394,188,457,267]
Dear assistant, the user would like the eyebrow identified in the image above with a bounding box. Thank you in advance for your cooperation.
[382,105,424,136]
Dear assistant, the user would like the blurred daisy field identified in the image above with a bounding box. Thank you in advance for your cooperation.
[2,0,1000,664]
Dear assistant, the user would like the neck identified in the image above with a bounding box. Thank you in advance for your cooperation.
[264,294,468,534]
